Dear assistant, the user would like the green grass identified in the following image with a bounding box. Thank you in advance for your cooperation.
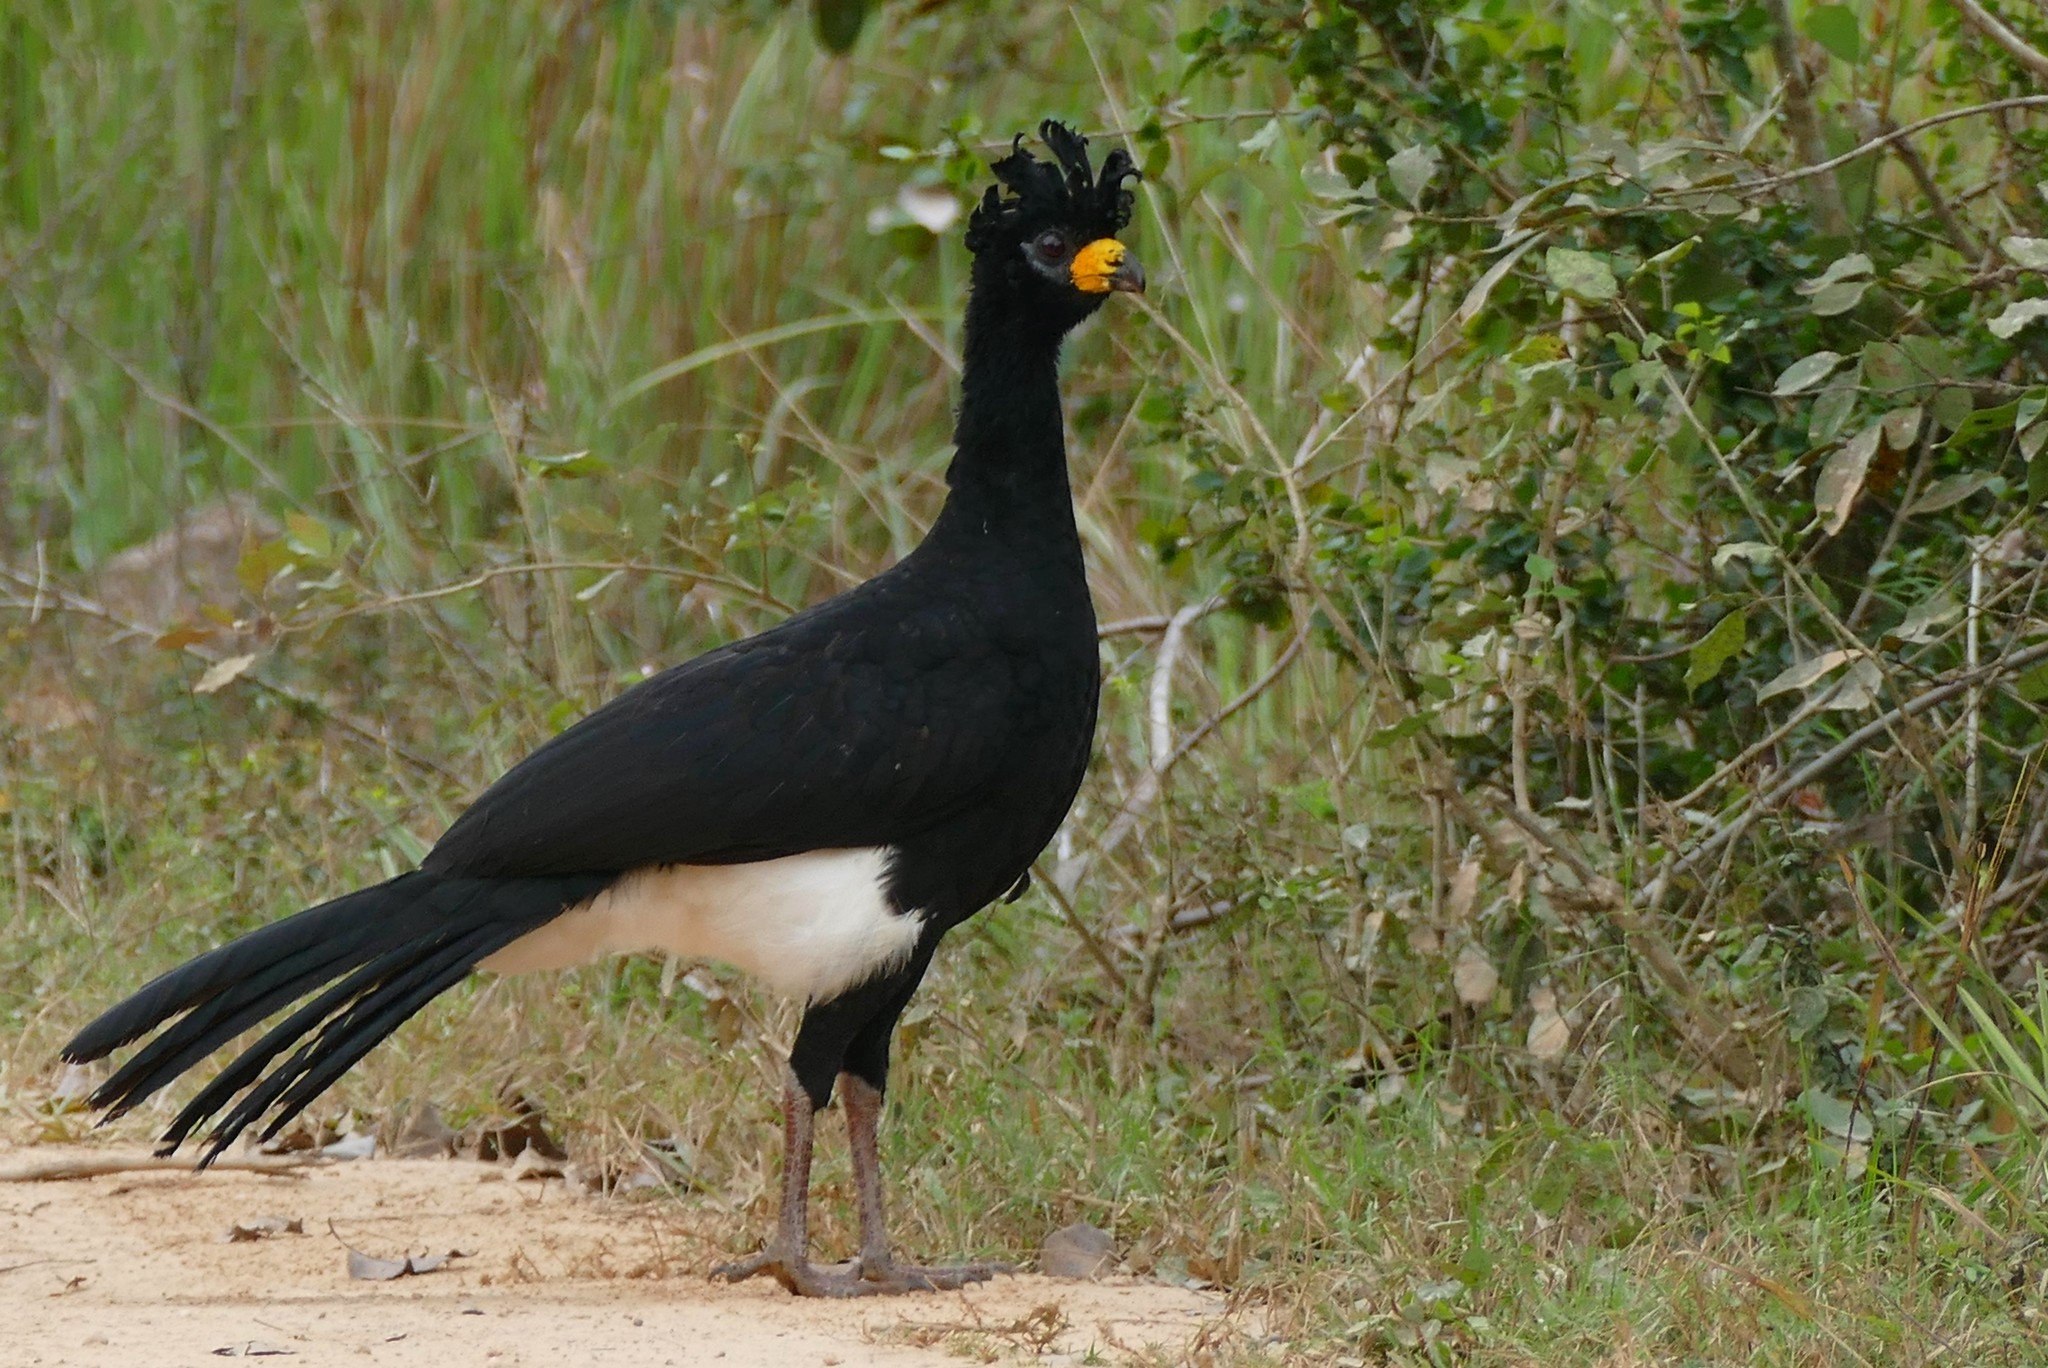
[5,1,2048,1362]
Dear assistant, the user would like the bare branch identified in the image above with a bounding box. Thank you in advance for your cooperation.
[1673,637,2048,882]
[1951,0,2048,81]
[0,567,465,785]
[293,559,793,630]
[0,1154,320,1183]
[1057,620,1310,897]
[1465,793,1761,1088]
[1097,597,1225,639]
[1739,96,2048,193]
[1763,0,1850,234]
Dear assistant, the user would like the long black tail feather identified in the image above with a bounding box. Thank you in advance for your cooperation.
[61,870,609,1163]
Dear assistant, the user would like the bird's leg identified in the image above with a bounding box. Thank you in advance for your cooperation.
[709,1067,867,1297]
[841,1071,1009,1293]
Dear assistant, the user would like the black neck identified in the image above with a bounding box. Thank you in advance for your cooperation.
[935,289,1074,535]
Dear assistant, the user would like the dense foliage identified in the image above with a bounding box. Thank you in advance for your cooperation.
[1174,0,2048,1154]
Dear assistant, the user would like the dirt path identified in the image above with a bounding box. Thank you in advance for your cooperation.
[0,1146,1231,1367]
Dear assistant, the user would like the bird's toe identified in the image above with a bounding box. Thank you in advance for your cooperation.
[857,1257,1012,1293]
[710,1251,875,1298]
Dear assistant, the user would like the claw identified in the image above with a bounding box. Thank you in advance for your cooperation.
[708,1248,793,1289]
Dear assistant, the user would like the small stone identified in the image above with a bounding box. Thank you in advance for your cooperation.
[1040,1221,1115,1280]
[383,1102,458,1159]
[504,1147,563,1181]
[321,1132,376,1161]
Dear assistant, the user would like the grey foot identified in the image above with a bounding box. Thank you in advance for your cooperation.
[711,1250,1009,1298]
[855,1257,1011,1294]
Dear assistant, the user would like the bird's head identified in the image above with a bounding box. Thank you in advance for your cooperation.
[964,120,1143,335]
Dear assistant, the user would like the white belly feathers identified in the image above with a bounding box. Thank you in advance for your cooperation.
[478,847,922,1003]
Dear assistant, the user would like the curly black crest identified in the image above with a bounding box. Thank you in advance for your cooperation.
[965,120,1138,255]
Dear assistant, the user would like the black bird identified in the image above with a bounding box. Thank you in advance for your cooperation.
[61,121,1142,1298]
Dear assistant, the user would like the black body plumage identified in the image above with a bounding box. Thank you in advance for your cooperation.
[61,121,1140,1229]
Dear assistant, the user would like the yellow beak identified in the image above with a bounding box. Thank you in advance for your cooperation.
[1071,238,1145,295]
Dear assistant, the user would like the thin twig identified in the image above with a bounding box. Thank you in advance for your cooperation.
[1965,539,1986,865]
[289,559,793,630]
[1027,857,1130,993]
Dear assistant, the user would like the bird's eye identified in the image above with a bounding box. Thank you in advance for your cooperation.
[1033,231,1071,259]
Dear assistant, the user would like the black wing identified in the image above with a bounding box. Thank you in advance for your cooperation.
[422,578,1024,879]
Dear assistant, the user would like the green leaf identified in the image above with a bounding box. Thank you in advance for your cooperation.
[1803,5,1862,62]
[1901,335,1954,382]
[1931,386,1975,433]
[1511,334,1568,364]
[2018,663,2048,703]
[1816,423,1882,536]
[1365,709,1440,749]
[1620,359,1669,403]
[2018,388,2048,433]
[524,450,611,479]
[1818,657,1882,712]
[1941,400,2015,446]
[1137,392,1179,424]
[1809,382,1858,444]
[2004,237,2048,271]
[1798,1088,1871,1141]
[1773,350,1844,396]
[1301,164,1353,200]
[1990,299,2048,340]
[1801,253,1874,293]
[284,513,334,560]
[1386,144,1441,206]
[1881,405,1922,449]
[1530,1164,1575,1217]
[1684,609,1747,693]
[1635,236,1700,274]
[1238,118,1285,157]
[811,0,868,53]
[1896,591,1962,643]
[1712,540,1777,571]
[1757,648,1859,701]
[1861,341,1911,393]
[1787,986,1830,1039]
[1545,247,1618,303]
[1808,279,1868,316]
[1908,473,1993,515]
[235,539,295,594]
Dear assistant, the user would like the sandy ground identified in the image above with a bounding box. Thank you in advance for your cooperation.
[0,1145,1233,1367]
